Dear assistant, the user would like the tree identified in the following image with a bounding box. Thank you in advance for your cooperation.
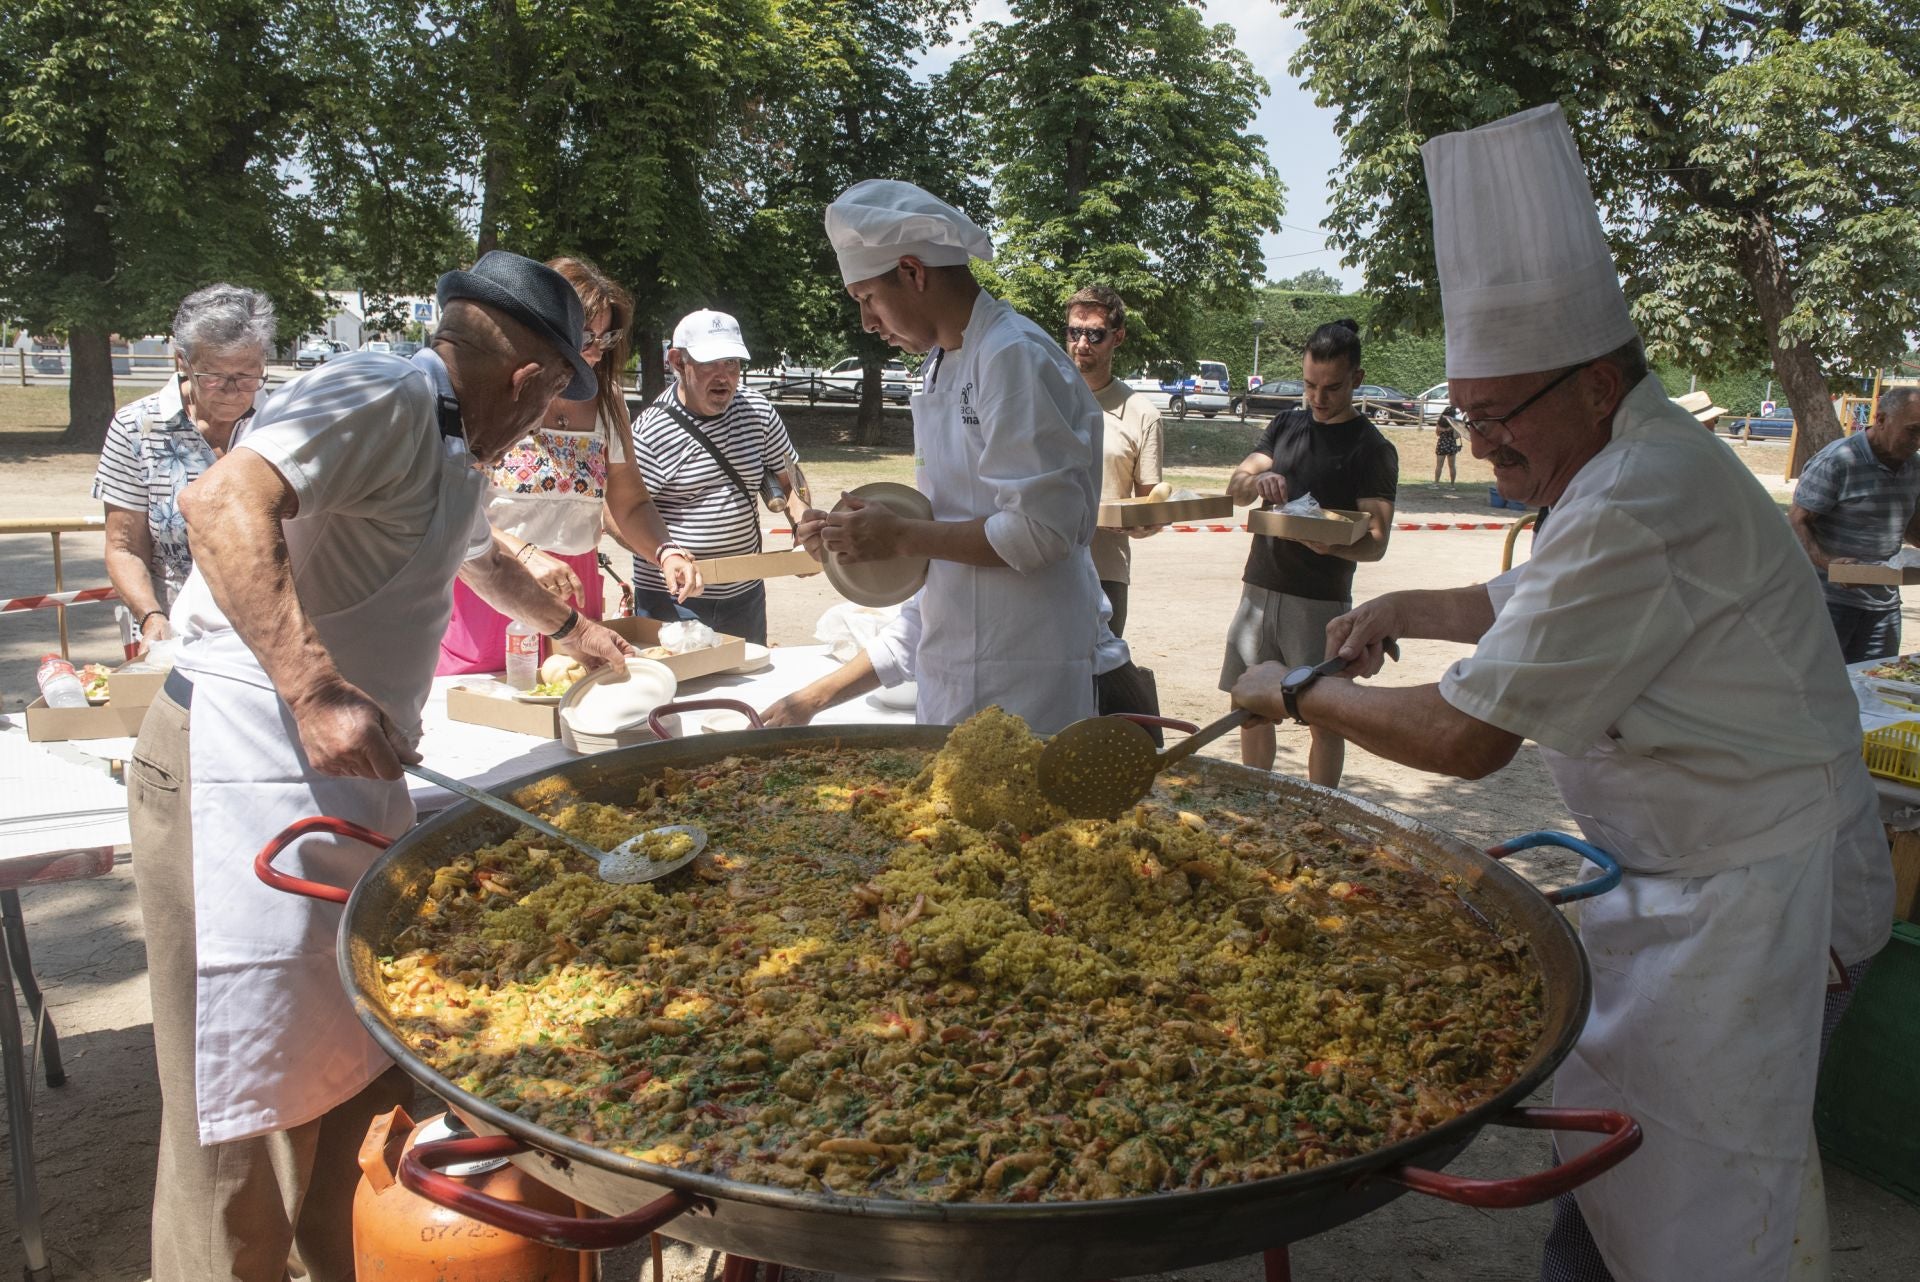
[0,1,334,447]
[946,1,1285,368]
[1271,267,1343,294]
[1282,1,1920,470]
[730,0,977,443]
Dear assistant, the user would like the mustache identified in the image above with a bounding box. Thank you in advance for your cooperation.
[1490,446,1526,469]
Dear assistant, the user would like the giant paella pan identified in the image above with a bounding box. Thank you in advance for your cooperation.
[258,703,1638,1280]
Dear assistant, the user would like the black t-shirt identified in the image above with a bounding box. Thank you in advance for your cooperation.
[1242,410,1398,602]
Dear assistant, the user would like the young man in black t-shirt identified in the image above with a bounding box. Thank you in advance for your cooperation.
[1219,320,1397,786]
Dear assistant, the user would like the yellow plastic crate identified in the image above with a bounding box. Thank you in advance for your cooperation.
[1863,720,1920,785]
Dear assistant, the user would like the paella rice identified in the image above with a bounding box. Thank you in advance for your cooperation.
[381,708,1544,1202]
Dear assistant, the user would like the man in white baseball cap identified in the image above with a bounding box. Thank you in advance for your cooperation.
[627,308,811,643]
[1229,103,1889,1281]
[765,179,1107,734]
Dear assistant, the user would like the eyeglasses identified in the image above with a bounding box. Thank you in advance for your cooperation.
[581,328,623,351]
[185,369,265,393]
[1459,363,1588,443]
[1065,326,1110,345]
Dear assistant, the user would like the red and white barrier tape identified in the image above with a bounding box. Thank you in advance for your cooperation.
[0,586,120,613]
[771,522,1513,536]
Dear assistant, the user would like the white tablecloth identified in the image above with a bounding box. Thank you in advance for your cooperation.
[1850,657,1920,828]
[1,645,912,860]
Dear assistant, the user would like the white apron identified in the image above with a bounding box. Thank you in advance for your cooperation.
[181,444,484,1145]
[910,382,1097,735]
[1546,742,1841,1282]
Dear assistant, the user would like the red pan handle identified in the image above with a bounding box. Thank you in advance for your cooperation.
[1112,713,1201,734]
[647,698,765,741]
[253,817,393,904]
[1388,1107,1641,1209]
[399,1133,705,1250]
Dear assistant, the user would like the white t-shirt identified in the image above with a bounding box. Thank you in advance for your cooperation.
[1439,374,1860,873]
[173,351,493,634]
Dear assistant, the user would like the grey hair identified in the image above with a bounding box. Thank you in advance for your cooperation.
[171,283,276,360]
[1879,385,1920,420]
[1596,336,1650,386]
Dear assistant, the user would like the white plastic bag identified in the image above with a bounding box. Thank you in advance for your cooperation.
[1277,492,1325,517]
[814,602,902,662]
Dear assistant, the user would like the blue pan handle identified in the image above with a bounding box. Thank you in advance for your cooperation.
[1486,831,1621,905]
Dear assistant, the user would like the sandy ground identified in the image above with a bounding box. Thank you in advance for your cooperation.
[3,417,1917,1279]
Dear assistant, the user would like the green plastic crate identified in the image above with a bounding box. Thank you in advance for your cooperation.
[1815,920,1920,1204]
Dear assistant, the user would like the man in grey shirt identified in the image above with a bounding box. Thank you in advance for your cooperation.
[1789,386,1920,661]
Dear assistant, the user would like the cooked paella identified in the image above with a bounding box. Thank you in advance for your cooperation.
[382,709,1544,1203]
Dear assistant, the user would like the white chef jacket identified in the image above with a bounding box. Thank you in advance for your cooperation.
[867,292,1103,734]
[1439,374,1891,1282]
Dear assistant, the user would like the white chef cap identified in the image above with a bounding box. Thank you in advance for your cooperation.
[825,180,994,286]
[1421,103,1637,379]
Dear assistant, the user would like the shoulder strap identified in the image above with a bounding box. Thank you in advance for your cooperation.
[657,394,757,511]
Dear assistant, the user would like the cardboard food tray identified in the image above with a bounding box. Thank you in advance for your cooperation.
[694,549,821,585]
[446,619,746,739]
[1247,507,1370,546]
[24,696,150,742]
[107,665,167,707]
[1828,562,1920,586]
[1097,493,1233,528]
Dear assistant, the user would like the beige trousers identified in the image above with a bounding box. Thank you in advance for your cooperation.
[129,690,413,1282]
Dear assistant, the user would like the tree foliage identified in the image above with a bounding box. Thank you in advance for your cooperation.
[1270,267,1344,294]
[947,0,1285,367]
[1282,0,1920,465]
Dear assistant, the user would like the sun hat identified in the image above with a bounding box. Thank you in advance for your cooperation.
[436,251,597,400]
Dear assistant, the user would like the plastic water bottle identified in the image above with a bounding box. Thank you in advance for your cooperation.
[36,654,88,708]
[504,620,540,690]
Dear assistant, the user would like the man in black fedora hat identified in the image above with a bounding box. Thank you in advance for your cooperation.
[126,248,636,1281]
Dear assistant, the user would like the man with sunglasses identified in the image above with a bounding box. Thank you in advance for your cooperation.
[1066,285,1163,638]
[1230,105,1889,1282]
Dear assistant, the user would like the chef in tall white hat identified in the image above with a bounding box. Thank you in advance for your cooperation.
[765,179,1106,733]
[1230,104,1890,1281]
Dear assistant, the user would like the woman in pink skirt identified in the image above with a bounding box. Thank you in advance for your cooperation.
[436,256,700,674]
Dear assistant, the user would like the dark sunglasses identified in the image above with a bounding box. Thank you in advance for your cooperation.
[1065,326,1110,345]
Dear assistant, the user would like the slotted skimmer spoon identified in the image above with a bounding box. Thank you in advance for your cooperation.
[1039,642,1399,819]
[403,763,705,884]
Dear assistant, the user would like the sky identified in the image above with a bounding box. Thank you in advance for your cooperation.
[915,1,1350,289]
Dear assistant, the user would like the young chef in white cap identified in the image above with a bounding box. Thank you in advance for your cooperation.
[765,178,1105,733]
[1229,104,1891,1281]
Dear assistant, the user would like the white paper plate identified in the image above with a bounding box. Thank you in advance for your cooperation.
[725,642,773,674]
[822,482,933,608]
[866,681,918,712]
[559,658,678,736]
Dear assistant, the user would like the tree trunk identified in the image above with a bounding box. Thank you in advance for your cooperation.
[854,349,885,447]
[475,145,508,258]
[62,330,116,451]
[637,327,667,402]
[1734,209,1834,477]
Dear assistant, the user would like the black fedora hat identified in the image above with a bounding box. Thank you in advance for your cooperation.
[436,251,597,400]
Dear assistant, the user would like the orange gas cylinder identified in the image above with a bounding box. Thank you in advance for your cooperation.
[352,1106,596,1282]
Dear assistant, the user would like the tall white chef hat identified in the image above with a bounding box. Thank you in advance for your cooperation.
[1421,103,1637,379]
[825,180,994,286]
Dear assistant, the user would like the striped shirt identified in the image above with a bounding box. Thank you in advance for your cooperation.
[631,386,798,599]
[90,374,267,606]
[1794,430,1920,609]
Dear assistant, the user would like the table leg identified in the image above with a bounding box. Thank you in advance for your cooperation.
[1264,1246,1293,1281]
[0,909,53,1281]
[1,890,63,1087]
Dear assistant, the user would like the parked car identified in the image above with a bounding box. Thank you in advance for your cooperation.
[30,338,64,374]
[1124,361,1232,419]
[1121,375,1174,412]
[361,340,393,355]
[1417,381,1451,421]
[389,340,423,359]
[1231,379,1305,420]
[1356,384,1419,420]
[294,338,347,369]
[768,356,913,404]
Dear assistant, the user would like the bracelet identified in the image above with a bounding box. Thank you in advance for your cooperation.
[547,607,581,642]
[516,542,541,563]
[138,609,167,630]
[654,544,692,565]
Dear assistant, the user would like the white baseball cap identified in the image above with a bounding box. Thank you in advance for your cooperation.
[672,309,751,363]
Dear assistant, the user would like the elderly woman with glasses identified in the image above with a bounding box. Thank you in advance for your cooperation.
[92,283,275,652]
[437,255,699,674]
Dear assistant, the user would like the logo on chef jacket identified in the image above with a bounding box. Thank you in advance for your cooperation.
[960,382,979,427]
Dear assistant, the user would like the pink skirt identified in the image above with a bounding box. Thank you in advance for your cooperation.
[435,548,606,675]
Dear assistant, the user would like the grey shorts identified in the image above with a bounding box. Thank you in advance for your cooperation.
[1218,585,1350,691]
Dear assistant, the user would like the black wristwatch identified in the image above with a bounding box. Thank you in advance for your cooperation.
[546,607,581,642]
[1280,664,1322,724]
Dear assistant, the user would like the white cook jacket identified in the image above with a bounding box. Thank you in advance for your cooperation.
[169,353,489,1143]
[1442,376,1890,1281]
[867,293,1101,734]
